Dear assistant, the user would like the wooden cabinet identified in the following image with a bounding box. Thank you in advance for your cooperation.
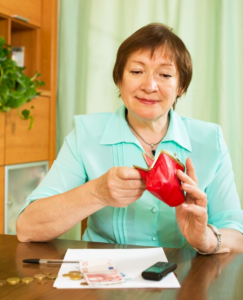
[0,0,57,233]
[5,96,50,164]
[0,0,41,27]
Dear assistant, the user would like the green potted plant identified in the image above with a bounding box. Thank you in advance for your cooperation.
[0,37,44,129]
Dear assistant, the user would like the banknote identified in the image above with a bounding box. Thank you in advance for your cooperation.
[79,259,125,285]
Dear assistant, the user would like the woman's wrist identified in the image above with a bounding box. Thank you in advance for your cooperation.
[193,226,218,253]
[84,178,107,209]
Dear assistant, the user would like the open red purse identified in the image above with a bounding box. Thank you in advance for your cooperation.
[134,150,185,207]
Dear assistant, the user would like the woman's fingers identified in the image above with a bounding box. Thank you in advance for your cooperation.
[114,167,146,189]
[116,167,144,180]
[98,166,146,207]
[182,183,207,207]
[186,158,198,184]
[181,203,208,220]
[177,158,198,186]
[177,169,197,187]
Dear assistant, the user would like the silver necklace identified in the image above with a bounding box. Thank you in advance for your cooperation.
[126,116,166,156]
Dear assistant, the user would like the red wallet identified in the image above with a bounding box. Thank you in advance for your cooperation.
[134,150,185,207]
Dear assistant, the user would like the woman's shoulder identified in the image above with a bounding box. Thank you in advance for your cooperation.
[181,115,219,132]
[72,111,112,137]
[180,115,226,153]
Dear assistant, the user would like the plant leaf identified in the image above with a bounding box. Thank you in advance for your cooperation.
[0,39,45,129]
[21,109,30,119]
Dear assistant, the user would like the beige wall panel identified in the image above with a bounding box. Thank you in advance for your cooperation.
[41,0,58,166]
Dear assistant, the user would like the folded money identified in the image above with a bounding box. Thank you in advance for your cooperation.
[79,259,125,285]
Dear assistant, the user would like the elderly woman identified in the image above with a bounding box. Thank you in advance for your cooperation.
[17,23,243,255]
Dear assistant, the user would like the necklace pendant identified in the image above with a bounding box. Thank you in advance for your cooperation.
[150,143,154,148]
[152,150,156,156]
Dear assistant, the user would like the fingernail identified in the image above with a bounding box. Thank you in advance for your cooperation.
[178,170,183,174]
[182,203,188,208]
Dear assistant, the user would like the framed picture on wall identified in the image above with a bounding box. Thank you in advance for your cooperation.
[4,161,48,235]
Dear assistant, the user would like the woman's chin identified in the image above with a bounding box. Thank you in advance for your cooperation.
[131,111,164,121]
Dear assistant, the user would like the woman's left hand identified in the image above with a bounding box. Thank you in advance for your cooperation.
[176,158,217,252]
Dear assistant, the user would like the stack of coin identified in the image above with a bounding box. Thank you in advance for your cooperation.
[47,274,58,280]
[69,271,81,275]
[7,278,20,285]
[2,271,82,287]
[62,271,84,281]
[70,274,83,280]
[34,274,47,281]
[21,277,34,284]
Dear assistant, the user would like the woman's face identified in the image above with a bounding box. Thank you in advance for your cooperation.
[119,47,182,122]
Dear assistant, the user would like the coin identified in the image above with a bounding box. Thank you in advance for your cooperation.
[44,272,52,276]
[34,274,47,280]
[70,273,83,278]
[37,280,48,285]
[7,278,20,285]
[69,271,81,274]
[21,277,34,284]
[62,274,71,277]
[80,282,88,285]
[0,280,7,286]
[70,274,83,280]
[47,274,57,280]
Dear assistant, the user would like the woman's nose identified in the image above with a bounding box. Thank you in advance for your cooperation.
[140,74,158,93]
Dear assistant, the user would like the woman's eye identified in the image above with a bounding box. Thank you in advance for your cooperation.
[161,74,172,78]
[130,71,142,74]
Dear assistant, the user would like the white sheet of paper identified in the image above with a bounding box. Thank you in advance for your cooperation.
[54,248,180,289]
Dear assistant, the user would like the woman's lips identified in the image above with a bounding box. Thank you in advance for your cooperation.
[136,97,160,105]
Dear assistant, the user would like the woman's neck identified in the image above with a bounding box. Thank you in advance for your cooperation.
[126,110,169,139]
[126,109,170,155]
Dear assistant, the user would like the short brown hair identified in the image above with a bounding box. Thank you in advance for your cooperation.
[113,23,192,108]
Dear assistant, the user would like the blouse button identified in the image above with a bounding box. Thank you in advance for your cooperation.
[151,208,157,213]
[152,237,157,241]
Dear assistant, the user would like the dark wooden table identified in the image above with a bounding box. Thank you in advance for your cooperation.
[0,234,243,300]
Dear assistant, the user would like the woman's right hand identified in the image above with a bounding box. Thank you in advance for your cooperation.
[93,166,146,207]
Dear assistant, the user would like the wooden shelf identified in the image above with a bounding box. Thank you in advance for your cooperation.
[0,0,42,27]
[37,89,51,97]
[11,20,39,79]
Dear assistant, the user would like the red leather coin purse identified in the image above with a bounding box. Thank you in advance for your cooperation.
[134,150,185,207]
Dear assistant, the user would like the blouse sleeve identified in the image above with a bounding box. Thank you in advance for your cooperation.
[206,126,243,233]
[18,123,87,215]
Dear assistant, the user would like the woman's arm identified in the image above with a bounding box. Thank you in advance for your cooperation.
[16,179,104,242]
[16,166,145,242]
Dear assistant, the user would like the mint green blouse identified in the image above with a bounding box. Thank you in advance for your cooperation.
[20,105,243,248]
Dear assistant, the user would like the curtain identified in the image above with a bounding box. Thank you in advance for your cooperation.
[57,0,243,240]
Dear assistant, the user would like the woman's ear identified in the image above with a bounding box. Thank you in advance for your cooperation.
[177,87,184,97]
